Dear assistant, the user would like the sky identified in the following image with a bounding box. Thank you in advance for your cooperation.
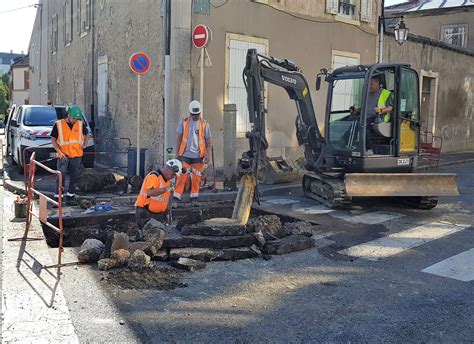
[0,0,38,54]
[0,0,408,55]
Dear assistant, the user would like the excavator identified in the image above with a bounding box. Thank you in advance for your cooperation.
[231,49,459,224]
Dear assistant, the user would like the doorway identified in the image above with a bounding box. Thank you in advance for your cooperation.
[420,73,438,134]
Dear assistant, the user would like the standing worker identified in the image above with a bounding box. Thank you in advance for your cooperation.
[135,159,183,231]
[51,106,90,205]
[174,100,212,203]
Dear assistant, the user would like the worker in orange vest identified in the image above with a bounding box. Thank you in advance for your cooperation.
[51,106,90,205]
[174,100,212,203]
[135,159,183,231]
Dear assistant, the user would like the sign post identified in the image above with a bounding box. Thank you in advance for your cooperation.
[193,25,210,116]
[129,52,151,176]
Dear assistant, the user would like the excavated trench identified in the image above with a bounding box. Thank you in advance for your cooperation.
[42,202,321,290]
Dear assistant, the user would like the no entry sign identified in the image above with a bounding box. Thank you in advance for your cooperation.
[192,24,209,48]
[129,52,151,74]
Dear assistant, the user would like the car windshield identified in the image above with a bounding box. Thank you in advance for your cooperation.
[54,107,68,120]
[22,107,58,127]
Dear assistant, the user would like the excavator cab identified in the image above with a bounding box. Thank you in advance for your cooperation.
[323,64,420,172]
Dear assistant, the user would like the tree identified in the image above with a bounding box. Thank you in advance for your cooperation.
[0,75,9,114]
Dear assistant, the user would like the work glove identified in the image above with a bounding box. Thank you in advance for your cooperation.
[165,186,174,192]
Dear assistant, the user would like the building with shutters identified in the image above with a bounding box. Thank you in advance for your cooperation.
[27,0,382,171]
[10,55,30,105]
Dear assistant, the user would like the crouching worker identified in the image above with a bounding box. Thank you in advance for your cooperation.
[135,159,184,232]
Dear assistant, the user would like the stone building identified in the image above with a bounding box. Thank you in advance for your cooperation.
[385,0,474,151]
[27,0,473,172]
[10,55,30,105]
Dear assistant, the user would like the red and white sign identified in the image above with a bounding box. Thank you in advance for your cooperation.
[129,52,151,74]
[192,24,209,48]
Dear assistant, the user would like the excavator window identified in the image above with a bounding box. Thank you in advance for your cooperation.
[328,76,364,150]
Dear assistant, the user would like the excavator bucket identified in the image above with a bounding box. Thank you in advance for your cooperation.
[345,173,459,197]
[232,175,256,225]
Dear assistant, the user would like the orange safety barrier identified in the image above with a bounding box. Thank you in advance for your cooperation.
[9,152,79,270]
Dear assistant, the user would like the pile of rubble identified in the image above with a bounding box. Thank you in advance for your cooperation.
[76,213,319,272]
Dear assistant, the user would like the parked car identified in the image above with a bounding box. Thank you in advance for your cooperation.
[8,105,95,173]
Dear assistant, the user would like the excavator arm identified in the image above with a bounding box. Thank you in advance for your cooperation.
[240,49,325,174]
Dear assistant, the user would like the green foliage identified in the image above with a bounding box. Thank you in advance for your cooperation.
[0,74,9,114]
[1,73,9,86]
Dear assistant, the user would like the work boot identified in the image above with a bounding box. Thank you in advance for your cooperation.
[65,193,77,206]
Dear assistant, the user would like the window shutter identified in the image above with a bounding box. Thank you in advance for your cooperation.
[326,0,338,14]
[360,0,373,22]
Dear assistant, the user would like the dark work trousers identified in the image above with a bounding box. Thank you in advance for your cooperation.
[56,157,82,196]
[365,118,376,150]
[135,206,167,230]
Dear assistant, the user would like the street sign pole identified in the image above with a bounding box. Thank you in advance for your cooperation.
[129,52,151,177]
[200,47,204,117]
[136,74,141,176]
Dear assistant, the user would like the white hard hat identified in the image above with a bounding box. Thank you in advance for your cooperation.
[165,159,183,176]
[189,100,202,115]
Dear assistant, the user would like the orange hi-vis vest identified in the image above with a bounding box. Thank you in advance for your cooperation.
[178,117,207,158]
[135,171,171,214]
[56,119,84,158]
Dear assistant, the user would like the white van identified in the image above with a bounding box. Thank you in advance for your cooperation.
[8,105,95,173]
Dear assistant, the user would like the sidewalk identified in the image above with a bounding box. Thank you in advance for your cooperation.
[416,151,474,170]
[1,188,79,342]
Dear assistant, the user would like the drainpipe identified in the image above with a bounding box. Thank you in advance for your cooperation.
[378,0,385,63]
[163,0,171,163]
[90,1,96,134]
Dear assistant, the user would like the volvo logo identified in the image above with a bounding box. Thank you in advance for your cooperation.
[281,75,297,84]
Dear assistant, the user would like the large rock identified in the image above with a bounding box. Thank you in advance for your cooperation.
[284,221,320,237]
[263,235,315,255]
[77,170,117,192]
[128,241,157,257]
[176,209,203,230]
[98,258,117,271]
[214,247,261,261]
[246,215,285,240]
[253,231,266,247]
[171,258,206,271]
[181,218,247,237]
[111,249,130,267]
[143,218,167,232]
[111,232,130,253]
[128,249,151,269]
[169,248,217,262]
[143,224,165,251]
[152,249,169,262]
[77,239,105,263]
[163,233,256,249]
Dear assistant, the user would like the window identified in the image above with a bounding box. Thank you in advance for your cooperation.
[193,0,210,15]
[51,14,58,53]
[332,52,360,111]
[326,0,372,22]
[23,70,29,90]
[226,34,268,137]
[64,0,73,45]
[441,24,468,48]
[79,0,91,35]
[338,0,356,17]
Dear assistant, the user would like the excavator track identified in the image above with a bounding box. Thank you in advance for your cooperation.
[302,173,352,209]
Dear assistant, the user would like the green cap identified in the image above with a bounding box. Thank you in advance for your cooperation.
[67,106,83,120]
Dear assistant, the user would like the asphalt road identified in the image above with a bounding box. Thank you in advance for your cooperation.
[50,161,474,343]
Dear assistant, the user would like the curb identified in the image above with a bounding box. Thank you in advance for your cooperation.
[415,158,474,171]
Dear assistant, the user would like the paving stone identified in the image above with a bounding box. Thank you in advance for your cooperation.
[181,218,247,236]
[284,221,320,237]
[77,238,105,263]
[98,258,118,271]
[176,209,203,230]
[214,247,261,261]
[128,249,151,269]
[253,230,266,247]
[247,215,285,239]
[169,248,217,262]
[163,230,256,249]
[171,257,207,271]
[128,241,157,257]
[151,249,169,262]
[263,235,316,255]
[143,219,166,250]
[111,232,130,252]
[111,249,131,267]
